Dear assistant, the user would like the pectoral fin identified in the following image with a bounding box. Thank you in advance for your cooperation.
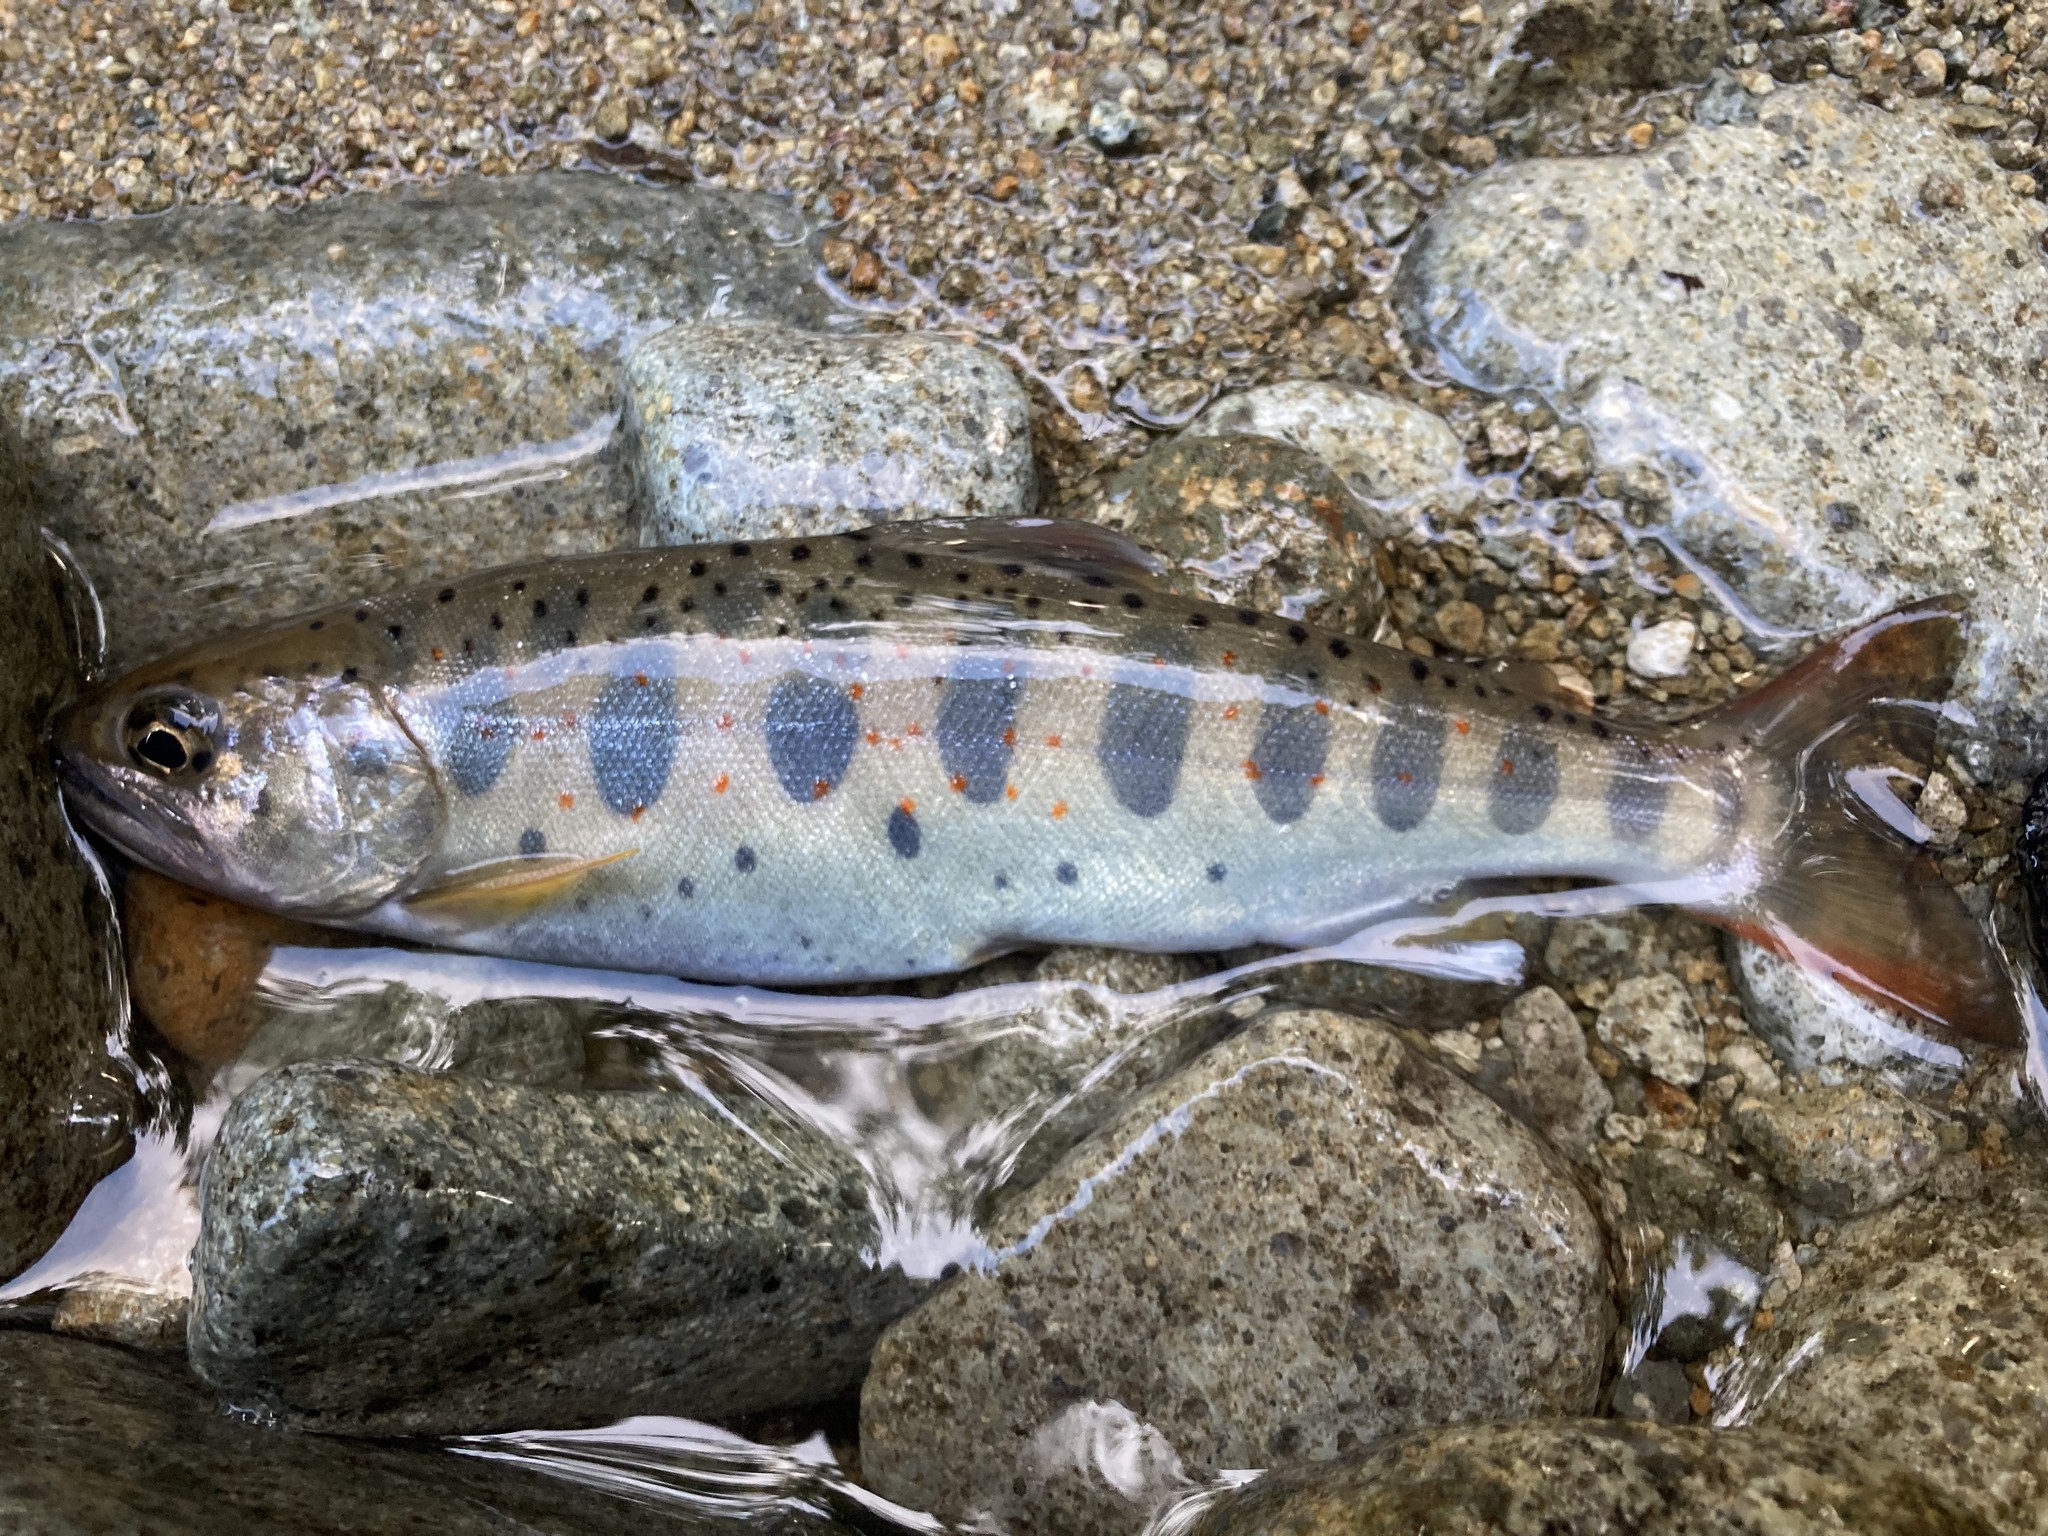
[403,848,637,927]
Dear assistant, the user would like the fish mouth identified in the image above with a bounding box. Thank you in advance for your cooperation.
[51,743,224,889]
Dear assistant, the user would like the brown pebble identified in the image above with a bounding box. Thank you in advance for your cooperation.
[847,250,885,291]
[1435,598,1486,653]
[1688,1385,1713,1417]
[123,869,338,1068]
[989,174,1020,202]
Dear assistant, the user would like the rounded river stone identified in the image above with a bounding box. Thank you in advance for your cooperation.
[859,1007,1609,1536]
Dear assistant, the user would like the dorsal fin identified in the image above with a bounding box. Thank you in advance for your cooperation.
[403,849,637,927]
[860,517,1166,587]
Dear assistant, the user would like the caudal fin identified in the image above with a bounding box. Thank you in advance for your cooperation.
[1691,596,2022,1047]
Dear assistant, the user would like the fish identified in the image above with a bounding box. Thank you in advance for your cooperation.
[52,517,2021,1045]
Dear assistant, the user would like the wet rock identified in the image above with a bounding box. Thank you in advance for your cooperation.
[860,1008,1608,1536]
[1179,1419,1997,1535]
[1620,1145,1784,1270]
[0,174,828,670]
[1729,936,1965,1090]
[1399,81,2048,772]
[1725,1182,2048,1531]
[50,1278,189,1352]
[1727,1082,1945,1218]
[1627,617,1697,679]
[1595,973,1706,1086]
[0,437,127,1280]
[0,1331,792,1535]
[1181,380,1466,517]
[626,320,1035,543]
[1610,1359,1695,1424]
[1500,983,1612,1156]
[189,1061,925,1435]
[1074,434,1387,637]
[1482,0,1732,114]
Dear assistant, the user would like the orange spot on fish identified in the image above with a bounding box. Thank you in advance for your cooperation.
[479,724,498,739]
[531,727,547,741]
[813,779,831,799]
[950,774,968,793]
[907,722,924,737]
[1243,759,1262,781]
[562,712,578,730]
[1222,704,1240,721]
[717,713,734,730]
[1081,664,1095,678]
[899,797,917,815]
[1314,700,1330,716]
[1045,734,1063,749]
[1398,771,1413,785]
[1006,784,1018,801]
[558,792,575,810]
[712,773,730,795]
[1051,800,1069,819]
[1150,654,1165,667]
[1309,774,1325,787]
[1455,719,1471,735]
[1221,651,1237,667]
[866,730,882,746]
[431,647,446,662]
[895,645,910,659]
[1500,758,1515,776]
[738,649,751,664]
[1001,727,1017,747]
[630,804,646,822]
[850,682,865,700]
[635,672,649,688]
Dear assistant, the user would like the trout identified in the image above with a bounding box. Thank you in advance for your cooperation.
[53,518,2019,1044]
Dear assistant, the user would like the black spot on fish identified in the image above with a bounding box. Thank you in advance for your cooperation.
[1287,624,1308,644]
[642,585,660,604]
[1591,720,1611,740]
[309,619,324,632]
[519,828,545,856]
[994,873,1010,890]
[1238,611,1260,626]
[1188,613,1209,628]
[888,805,921,859]
[1250,702,1332,825]
[1122,592,1145,610]
[735,846,758,873]
[763,579,783,596]
[1371,712,1446,831]
[764,672,859,804]
[341,667,359,683]
[437,587,455,604]
[588,667,682,816]
[791,544,811,561]
[533,599,547,619]
[1534,703,1554,722]
[893,592,914,607]
[1056,861,1078,885]
[355,609,368,623]
[677,877,695,899]
[512,581,526,593]
[1409,659,1429,683]
[904,551,924,569]
[937,667,1022,804]
[575,587,588,607]
[1491,729,1560,835]
[713,582,728,597]
[731,542,752,557]
[1207,862,1227,882]
[489,612,503,630]
[689,560,707,577]
[386,624,404,642]
[1329,638,1351,659]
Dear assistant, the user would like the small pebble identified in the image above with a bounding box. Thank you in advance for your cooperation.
[1595,974,1706,1086]
[1626,619,1697,679]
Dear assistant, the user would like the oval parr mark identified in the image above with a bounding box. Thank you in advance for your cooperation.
[1097,680,1192,818]
[588,669,682,817]
[888,804,921,859]
[518,828,545,856]
[441,687,516,798]
[936,669,1023,805]
[764,671,859,805]
[1370,713,1447,832]
[1606,762,1672,843]
[1490,729,1560,835]
[1249,702,1331,826]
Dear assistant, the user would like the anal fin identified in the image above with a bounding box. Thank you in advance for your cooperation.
[404,848,637,927]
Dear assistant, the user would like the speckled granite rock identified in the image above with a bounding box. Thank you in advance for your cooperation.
[51,1279,189,1352]
[1727,1082,1945,1218]
[0,174,828,670]
[1398,80,2048,772]
[1729,936,1967,1091]
[627,320,1035,543]
[0,1331,807,1536]
[190,1061,924,1435]
[0,434,128,1280]
[1500,983,1611,1157]
[1073,434,1388,638]
[1722,1182,2048,1532]
[1181,381,1466,517]
[1596,972,1705,1086]
[860,1008,1608,1536]
[1178,1419,1996,1535]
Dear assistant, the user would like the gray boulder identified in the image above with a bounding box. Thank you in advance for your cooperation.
[1398,80,2048,772]
[0,174,828,669]
[189,1061,925,1435]
[860,1008,1608,1535]
[627,320,1036,543]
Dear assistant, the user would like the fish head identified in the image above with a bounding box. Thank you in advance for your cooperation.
[55,658,445,917]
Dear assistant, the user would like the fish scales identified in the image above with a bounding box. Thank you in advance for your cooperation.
[81,530,1744,984]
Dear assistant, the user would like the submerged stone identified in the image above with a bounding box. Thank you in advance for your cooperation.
[189,1061,925,1435]
[0,174,828,669]
[0,1331,819,1535]
[0,434,128,1281]
[1723,1181,2048,1532]
[1178,1419,1996,1535]
[627,320,1035,543]
[1727,1081,1945,1218]
[1398,80,2048,771]
[860,1008,1608,1536]
[1073,434,1387,638]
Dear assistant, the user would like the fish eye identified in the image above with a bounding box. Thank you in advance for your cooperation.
[122,693,218,780]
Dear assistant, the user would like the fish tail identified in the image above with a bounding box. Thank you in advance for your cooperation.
[1689,595,2021,1046]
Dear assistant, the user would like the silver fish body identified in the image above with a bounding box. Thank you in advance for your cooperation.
[55,520,2018,1045]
